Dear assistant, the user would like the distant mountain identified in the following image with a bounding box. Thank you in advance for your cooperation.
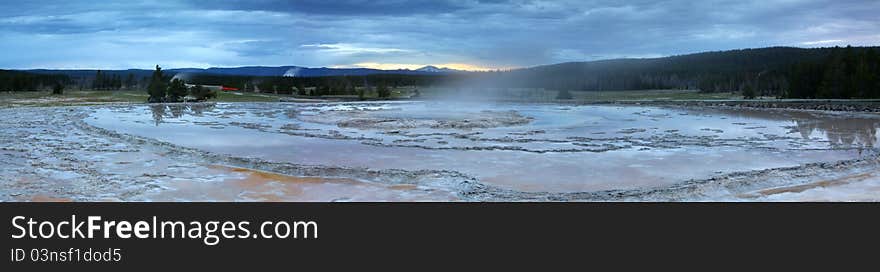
[416,65,462,73]
[26,69,155,79]
[179,66,297,77]
[279,66,444,77]
[23,65,465,80]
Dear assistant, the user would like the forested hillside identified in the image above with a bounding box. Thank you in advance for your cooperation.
[0,70,70,92]
[476,46,880,98]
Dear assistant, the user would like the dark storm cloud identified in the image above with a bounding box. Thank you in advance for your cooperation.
[0,0,877,69]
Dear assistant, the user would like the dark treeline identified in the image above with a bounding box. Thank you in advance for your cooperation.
[184,73,454,97]
[5,46,879,99]
[471,46,880,98]
[0,70,70,92]
[92,70,139,90]
[787,47,880,98]
[174,47,880,99]
[20,69,154,91]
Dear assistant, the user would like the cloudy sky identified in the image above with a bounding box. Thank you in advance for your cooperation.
[1,0,878,70]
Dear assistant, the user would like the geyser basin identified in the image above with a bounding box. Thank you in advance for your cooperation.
[86,102,877,193]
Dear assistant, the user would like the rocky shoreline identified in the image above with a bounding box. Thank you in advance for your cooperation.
[600,99,880,112]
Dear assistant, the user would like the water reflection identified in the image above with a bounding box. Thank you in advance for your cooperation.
[149,104,165,126]
[142,103,880,150]
[149,103,217,126]
[794,119,879,148]
[700,108,880,149]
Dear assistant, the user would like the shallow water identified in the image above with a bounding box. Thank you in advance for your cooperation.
[138,165,456,202]
[86,102,879,193]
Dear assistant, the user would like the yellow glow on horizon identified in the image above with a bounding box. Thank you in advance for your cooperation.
[340,62,509,71]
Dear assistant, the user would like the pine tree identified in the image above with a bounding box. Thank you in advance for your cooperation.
[868,49,880,97]
[167,78,188,102]
[357,87,366,100]
[189,84,215,101]
[112,74,121,90]
[555,89,573,100]
[93,70,103,90]
[818,58,845,98]
[52,81,64,95]
[295,82,306,95]
[742,84,756,99]
[376,81,390,98]
[125,73,136,89]
[147,65,166,103]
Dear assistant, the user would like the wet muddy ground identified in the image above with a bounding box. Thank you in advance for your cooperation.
[0,107,457,201]
[2,101,880,201]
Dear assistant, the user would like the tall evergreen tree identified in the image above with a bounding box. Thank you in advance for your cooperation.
[93,70,103,90]
[167,78,188,102]
[556,89,573,99]
[112,74,121,89]
[52,81,64,95]
[147,65,166,103]
[125,73,136,89]
[742,84,756,99]
[376,81,390,98]
[189,84,215,101]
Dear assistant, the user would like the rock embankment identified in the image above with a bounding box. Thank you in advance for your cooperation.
[608,100,880,112]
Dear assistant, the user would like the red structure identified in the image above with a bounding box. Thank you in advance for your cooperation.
[221,86,239,91]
